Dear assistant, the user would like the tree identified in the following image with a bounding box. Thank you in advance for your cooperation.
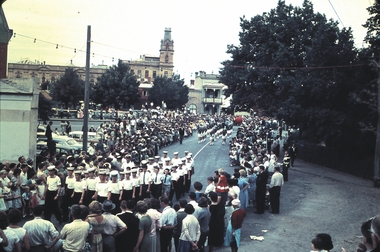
[149,74,189,110]
[92,60,140,109]
[363,0,380,183]
[219,0,359,144]
[50,68,85,108]
[38,92,54,121]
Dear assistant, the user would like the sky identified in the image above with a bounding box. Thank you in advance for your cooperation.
[2,0,373,83]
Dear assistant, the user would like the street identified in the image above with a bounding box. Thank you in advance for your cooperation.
[34,122,380,251]
[157,131,379,252]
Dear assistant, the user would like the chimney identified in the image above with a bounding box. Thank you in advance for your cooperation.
[0,3,13,79]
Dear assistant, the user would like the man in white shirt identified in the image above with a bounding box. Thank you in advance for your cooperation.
[269,166,284,214]
[139,164,151,199]
[61,205,90,252]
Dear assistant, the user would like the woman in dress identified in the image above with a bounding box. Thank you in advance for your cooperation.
[224,199,246,252]
[134,201,153,252]
[87,201,106,252]
[247,168,257,207]
[238,170,249,210]
[208,192,225,252]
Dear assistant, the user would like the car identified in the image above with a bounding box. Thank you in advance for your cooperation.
[52,136,83,149]
[68,131,100,143]
[36,141,82,156]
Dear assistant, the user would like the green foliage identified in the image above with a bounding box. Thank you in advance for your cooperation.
[50,68,85,108]
[219,0,361,144]
[364,0,380,55]
[38,92,54,121]
[149,74,189,110]
[92,60,140,109]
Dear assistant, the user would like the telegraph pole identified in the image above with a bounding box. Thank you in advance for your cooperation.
[83,25,91,151]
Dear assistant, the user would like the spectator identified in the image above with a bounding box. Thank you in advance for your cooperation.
[134,201,153,252]
[87,201,105,252]
[197,197,210,252]
[311,233,334,252]
[224,199,246,252]
[208,192,224,251]
[7,209,30,251]
[173,199,187,252]
[159,196,177,252]
[101,200,127,252]
[23,205,60,252]
[116,200,139,252]
[178,204,200,252]
[0,211,20,252]
[60,204,90,252]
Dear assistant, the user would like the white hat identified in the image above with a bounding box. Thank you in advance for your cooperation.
[110,170,119,176]
[174,152,179,155]
[87,168,95,173]
[232,199,241,206]
[47,165,56,171]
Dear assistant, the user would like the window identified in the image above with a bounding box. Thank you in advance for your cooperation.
[137,70,142,78]
[189,104,197,114]
[143,91,148,96]
[164,71,168,77]
[145,70,149,78]
[153,71,157,78]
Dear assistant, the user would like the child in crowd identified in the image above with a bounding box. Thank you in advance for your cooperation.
[193,181,203,201]
[36,178,46,206]
[0,181,6,211]
[11,179,23,212]
[21,186,30,217]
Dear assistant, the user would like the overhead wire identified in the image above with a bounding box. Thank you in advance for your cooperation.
[327,0,345,27]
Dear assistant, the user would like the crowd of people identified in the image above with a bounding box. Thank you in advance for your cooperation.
[0,110,375,252]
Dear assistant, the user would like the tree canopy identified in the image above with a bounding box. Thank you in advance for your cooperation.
[92,60,140,110]
[219,0,362,145]
[50,68,85,108]
[38,92,54,121]
[149,74,189,110]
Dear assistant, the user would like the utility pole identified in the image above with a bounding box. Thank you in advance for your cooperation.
[83,25,91,151]
[374,57,380,187]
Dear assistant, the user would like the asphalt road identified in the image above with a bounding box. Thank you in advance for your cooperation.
[33,123,380,251]
[159,130,379,252]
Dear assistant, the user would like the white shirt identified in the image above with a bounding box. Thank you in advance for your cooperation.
[73,180,86,193]
[151,173,163,185]
[96,182,109,197]
[65,176,75,189]
[47,176,61,191]
[139,171,151,185]
[86,178,97,191]
[122,179,134,190]
[270,172,284,187]
[108,182,122,194]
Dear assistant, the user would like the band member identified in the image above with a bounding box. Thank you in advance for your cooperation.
[71,170,85,205]
[150,166,163,199]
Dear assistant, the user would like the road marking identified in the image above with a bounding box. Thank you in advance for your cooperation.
[193,141,210,159]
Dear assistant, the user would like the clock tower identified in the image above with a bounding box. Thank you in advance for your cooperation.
[159,28,174,68]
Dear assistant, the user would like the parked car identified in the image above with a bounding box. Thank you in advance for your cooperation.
[68,131,100,143]
[36,141,82,156]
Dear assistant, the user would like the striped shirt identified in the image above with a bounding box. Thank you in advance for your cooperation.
[23,217,59,246]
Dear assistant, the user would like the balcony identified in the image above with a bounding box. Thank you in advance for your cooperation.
[203,97,222,105]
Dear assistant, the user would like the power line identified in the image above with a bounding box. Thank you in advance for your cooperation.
[327,0,345,27]
[10,33,147,65]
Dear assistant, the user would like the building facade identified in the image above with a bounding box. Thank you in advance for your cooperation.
[7,28,175,109]
[186,71,227,115]
[0,78,39,163]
